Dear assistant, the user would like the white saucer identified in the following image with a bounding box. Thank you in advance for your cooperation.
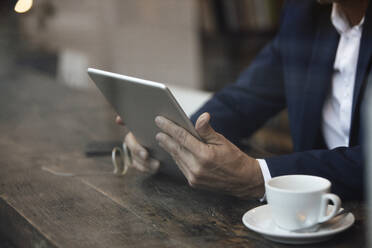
[242,204,355,245]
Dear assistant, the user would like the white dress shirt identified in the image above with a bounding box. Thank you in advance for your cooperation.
[257,4,365,184]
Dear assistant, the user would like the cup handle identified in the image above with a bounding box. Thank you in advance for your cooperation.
[318,193,341,223]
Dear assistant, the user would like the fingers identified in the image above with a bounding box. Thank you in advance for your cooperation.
[156,132,195,182]
[125,132,160,173]
[125,132,148,160]
[148,158,160,171]
[195,112,223,144]
[132,158,160,172]
[155,116,202,155]
[155,133,193,165]
[132,159,149,172]
[132,156,160,172]
[115,115,125,126]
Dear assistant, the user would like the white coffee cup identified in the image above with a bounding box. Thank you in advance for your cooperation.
[265,175,341,231]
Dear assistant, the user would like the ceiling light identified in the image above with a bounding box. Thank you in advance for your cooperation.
[14,0,33,14]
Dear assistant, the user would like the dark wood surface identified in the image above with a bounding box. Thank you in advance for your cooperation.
[0,69,367,247]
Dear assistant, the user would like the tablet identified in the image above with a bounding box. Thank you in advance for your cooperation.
[87,68,201,179]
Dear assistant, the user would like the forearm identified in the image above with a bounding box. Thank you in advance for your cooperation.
[191,35,286,147]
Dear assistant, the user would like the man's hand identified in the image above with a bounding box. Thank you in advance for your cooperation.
[116,116,160,173]
[155,112,265,198]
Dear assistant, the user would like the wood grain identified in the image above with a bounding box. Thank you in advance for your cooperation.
[0,69,366,247]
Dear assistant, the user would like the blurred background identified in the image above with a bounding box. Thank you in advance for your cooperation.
[1,0,291,156]
[3,0,284,89]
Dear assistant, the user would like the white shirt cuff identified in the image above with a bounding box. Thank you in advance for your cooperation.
[257,159,272,183]
[257,159,272,202]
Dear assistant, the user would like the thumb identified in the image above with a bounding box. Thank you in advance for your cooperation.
[195,112,221,144]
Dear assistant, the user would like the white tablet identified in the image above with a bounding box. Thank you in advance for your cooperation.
[87,68,201,178]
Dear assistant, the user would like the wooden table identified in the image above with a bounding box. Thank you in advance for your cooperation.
[0,69,366,247]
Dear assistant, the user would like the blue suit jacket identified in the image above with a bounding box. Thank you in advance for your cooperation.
[191,0,372,200]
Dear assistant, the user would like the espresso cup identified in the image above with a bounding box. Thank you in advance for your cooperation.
[265,175,341,231]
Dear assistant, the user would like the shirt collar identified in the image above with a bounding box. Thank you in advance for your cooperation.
[331,3,365,34]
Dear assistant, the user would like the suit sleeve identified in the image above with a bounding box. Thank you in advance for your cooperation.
[191,35,286,147]
[265,146,364,200]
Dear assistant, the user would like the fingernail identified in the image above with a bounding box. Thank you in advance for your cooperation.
[155,133,162,142]
[201,113,209,123]
[196,113,208,129]
[140,150,147,159]
[155,116,162,126]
